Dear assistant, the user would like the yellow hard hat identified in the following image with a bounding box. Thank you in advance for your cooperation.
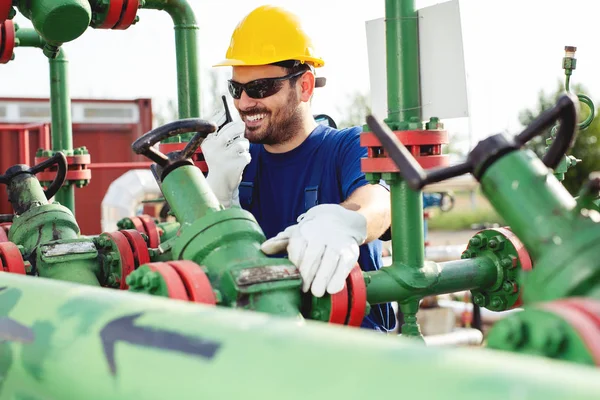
[214,5,325,68]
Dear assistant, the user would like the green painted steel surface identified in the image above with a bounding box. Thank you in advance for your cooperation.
[479,150,600,303]
[0,273,599,399]
[142,0,200,141]
[14,27,45,48]
[16,0,91,46]
[49,49,76,214]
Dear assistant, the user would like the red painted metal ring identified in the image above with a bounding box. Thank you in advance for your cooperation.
[0,228,8,243]
[127,216,146,233]
[167,261,216,305]
[0,223,10,236]
[361,130,449,147]
[107,231,136,289]
[98,0,124,29]
[113,0,139,30]
[345,265,367,327]
[0,242,25,274]
[0,20,15,64]
[539,300,600,366]
[0,0,11,23]
[361,155,450,173]
[138,215,160,248]
[120,229,150,268]
[147,262,189,301]
[328,285,349,325]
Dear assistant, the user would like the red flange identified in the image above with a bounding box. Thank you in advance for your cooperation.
[167,261,217,305]
[138,215,160,248]
[98,0,124,29]
[328,285,349,325]
[344,265,367,327]
[106,231,136,289]
[147,262,189,301]
[120,229,150,268]
[361,155,450,173]
[490,227,533,308]
[34,154,91,182]
[0,222,10,236]
[0,0,11,23]
[0,228,8,243]
[0,242,26,274]
[0,20,16,64]
[540,299,600,366]
[113,0,139,30]
[158,143,208,173]
[127,216,146,233]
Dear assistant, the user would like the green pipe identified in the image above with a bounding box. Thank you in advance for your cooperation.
[160,166,221,225]
[366,256,497,305]
[390,176,424,268]
[1,273,600,400]
[15,28,45,48]
[385,0,421,124]
[49,49,75,214]
[142,0,200,141]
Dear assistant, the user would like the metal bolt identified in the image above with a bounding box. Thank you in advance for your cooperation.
[501,256,516,269]
[491,296,507,310]
[503,281,514,293]
[542,325,567,357]
[142,272,160,290]
[469,237,482,248]
[473,293,487,307]
[500,317,527,350]
[461,250,473,259]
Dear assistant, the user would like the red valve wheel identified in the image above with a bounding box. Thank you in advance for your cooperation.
[167,261,217,305]
[328,285,349,325]
[147,262,189,301]
[0,242,25,274]
[138,214,160,248]
[345,265,367,327]
[107,231,136,290]
[0,20,15,64]
[540,299,600,366]
[121,229,150,268]
[98,0,124,29]
[0,228,8,243]
[113,0,139,30]
[0,0,11,23]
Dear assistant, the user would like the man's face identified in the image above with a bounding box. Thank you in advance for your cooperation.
[231,65,303,146]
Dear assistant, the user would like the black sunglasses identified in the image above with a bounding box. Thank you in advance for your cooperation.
[228,70,307,100]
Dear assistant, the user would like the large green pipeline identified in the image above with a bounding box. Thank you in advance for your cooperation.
[15,28,76,214]
[0,273,599,400]
[142,0,200,141]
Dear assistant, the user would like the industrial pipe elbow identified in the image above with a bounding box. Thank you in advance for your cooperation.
[141,0,197,26]
[101,169,161,233]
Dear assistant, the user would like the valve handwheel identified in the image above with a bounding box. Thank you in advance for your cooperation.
[131,119,217,182]
[0,152,68,201]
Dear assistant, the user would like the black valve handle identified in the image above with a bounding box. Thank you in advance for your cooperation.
[0,152,67,200]
[132,119,217,166]
[366,94,579,191]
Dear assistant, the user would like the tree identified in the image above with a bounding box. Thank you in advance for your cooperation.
[517,79,600,195]
[337,90,371,128]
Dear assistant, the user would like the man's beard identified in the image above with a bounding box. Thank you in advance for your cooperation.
[242,89,303,146]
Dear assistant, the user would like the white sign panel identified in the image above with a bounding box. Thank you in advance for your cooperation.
[365,0,469,121]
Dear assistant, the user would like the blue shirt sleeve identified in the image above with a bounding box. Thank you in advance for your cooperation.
[337,127,371,200]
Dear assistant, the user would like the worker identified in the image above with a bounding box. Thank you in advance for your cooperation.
[203,5,394,332]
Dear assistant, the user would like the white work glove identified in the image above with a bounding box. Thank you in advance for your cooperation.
[201,119,251,208]
[261,204,367,297]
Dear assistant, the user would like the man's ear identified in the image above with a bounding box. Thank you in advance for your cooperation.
[299,70,316,102]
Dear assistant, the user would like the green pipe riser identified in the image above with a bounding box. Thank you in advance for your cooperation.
[2,274,600,400]
[389,176,424,268]
[15,27,45,48]
[385,0,421,127]
[49,49,76,213]
[160,166,221,224]
[142,0,200,142]
[171,206,302,317]
[480,150,600,302]
[15,0,91,47]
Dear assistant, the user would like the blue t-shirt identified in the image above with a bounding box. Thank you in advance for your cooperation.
[239,124,395,332]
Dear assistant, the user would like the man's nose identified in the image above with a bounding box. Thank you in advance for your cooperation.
[237,90,258,111]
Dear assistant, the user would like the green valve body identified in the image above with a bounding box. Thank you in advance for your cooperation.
[480,150,600,303]
[1,273,600,400]
[16,0,91,46]
[158,166,303,317]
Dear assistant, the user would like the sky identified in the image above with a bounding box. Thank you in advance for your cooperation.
[1,0,599,152]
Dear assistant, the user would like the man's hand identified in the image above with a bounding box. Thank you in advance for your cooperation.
[261,204,367,297]
[201,120,251,208]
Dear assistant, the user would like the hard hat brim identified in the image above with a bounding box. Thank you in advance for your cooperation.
[213,57,325,68]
